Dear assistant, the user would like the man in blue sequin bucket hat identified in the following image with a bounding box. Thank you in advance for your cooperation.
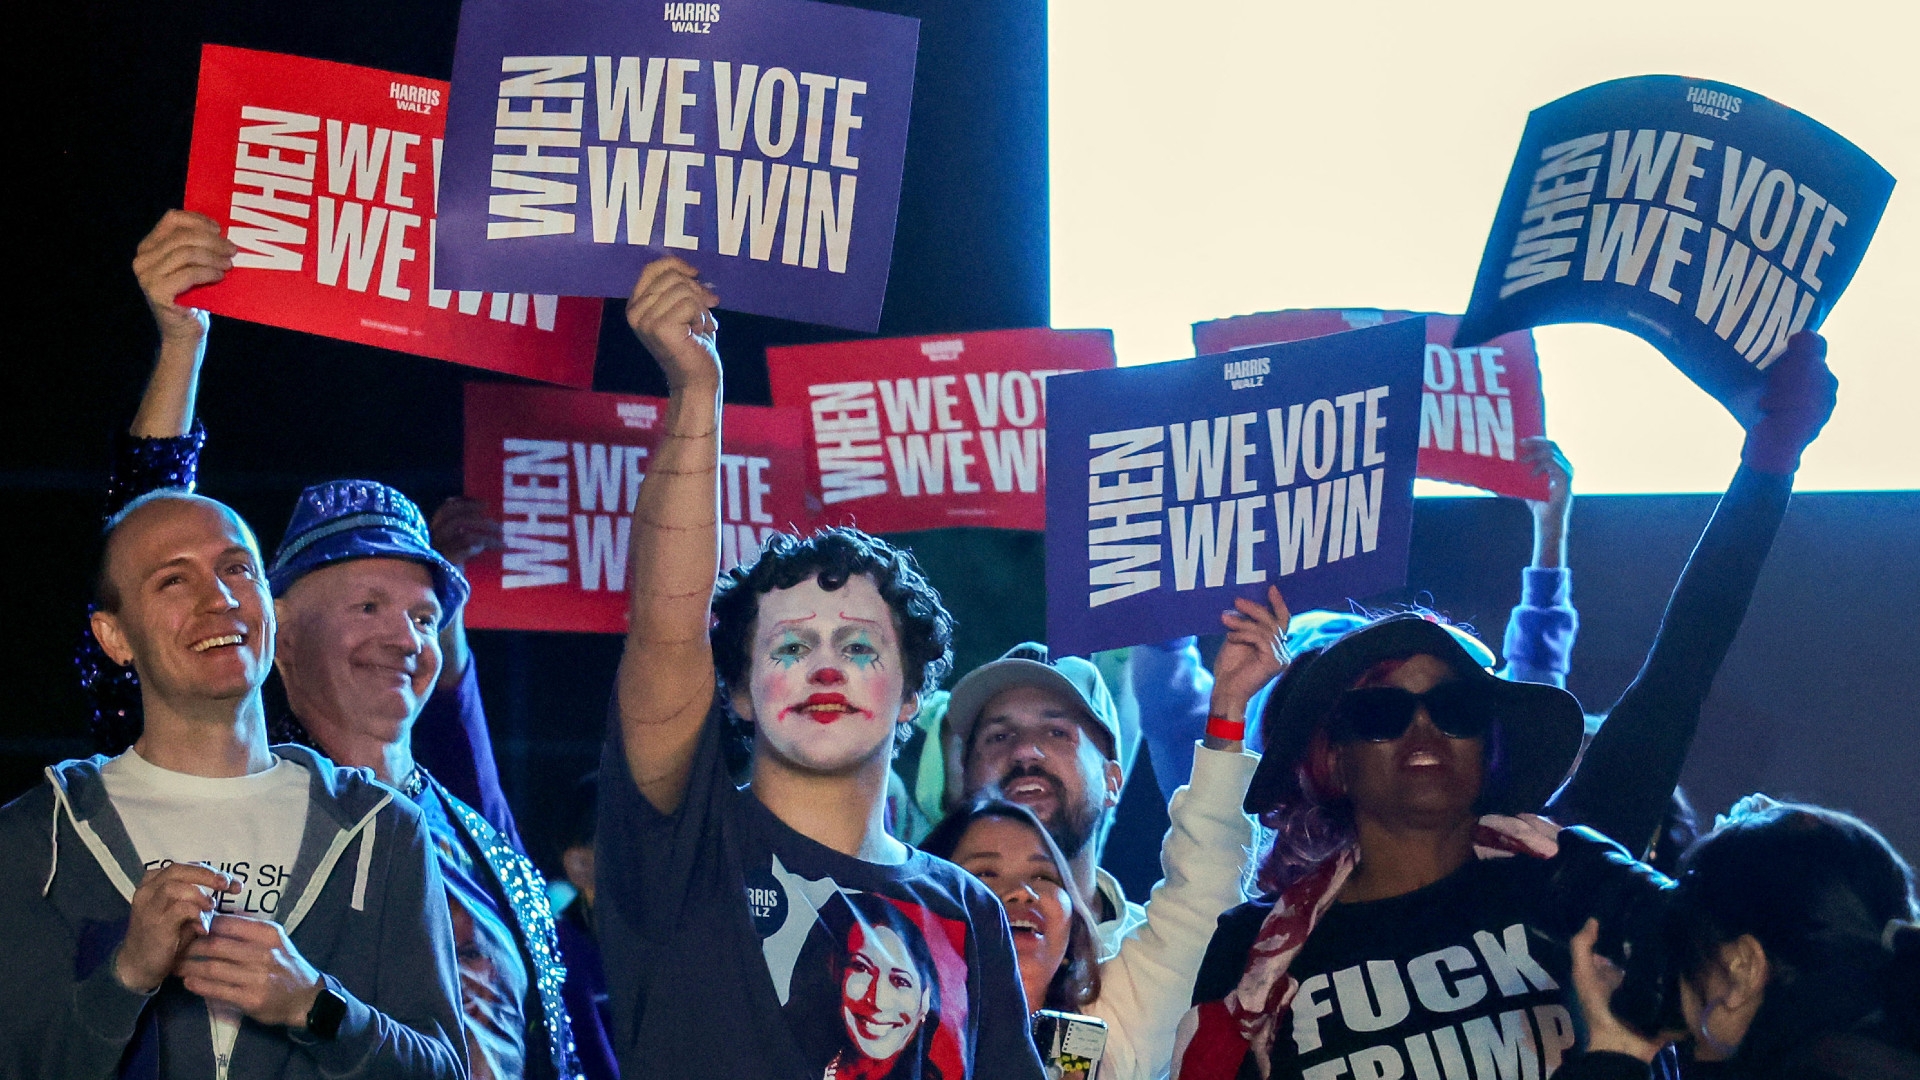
[267,479,580,1080]
[268,479,469,628]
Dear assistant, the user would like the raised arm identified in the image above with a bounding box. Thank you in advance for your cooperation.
[128,210,231,439]
[614,259,725,815]
[404,497,526,847]
[427,497,502,692]
[1088,589,1282,1080]
[84,214,235,749]
[104,211,234,514]
[1502,437,1578,688]
[1547,332,1836,850]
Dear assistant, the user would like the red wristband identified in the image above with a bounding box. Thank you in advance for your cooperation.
[1206,714,1245,742]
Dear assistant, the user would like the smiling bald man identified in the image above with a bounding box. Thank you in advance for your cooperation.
[1,490,466,1080]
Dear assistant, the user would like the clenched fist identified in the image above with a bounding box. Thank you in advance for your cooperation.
[624,257,721,393]
[133,210,234,349]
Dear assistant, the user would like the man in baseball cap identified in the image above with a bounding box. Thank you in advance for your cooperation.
[933,587,1293,1080]
[942,643,1128,899]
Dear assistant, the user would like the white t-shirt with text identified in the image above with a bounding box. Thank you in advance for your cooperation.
[100,748,312,1079]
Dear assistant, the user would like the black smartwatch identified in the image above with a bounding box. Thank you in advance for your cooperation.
[304,984,348,1041]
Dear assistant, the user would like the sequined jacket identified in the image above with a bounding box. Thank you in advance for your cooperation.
[422,771,579,1080]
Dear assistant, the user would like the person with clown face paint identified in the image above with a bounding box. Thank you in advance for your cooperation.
[593,258,1044,1080]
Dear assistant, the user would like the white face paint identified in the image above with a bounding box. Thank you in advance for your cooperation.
[740,574,910,775]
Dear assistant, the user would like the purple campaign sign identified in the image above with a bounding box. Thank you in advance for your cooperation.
[1456,76,1894,424]
[1045,319,1427,657]
[436,0,919,332]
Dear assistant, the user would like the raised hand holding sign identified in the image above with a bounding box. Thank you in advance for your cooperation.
[1045,319,1426,656]
[180,46,602,386]
[434,0,920,331]
[1736,330,1838,475]
[1456,75,1892,423]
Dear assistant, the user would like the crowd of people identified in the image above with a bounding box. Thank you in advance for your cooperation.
[2,212,1913,1080]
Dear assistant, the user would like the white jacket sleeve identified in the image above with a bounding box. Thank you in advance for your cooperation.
[1087,744,1258,1080]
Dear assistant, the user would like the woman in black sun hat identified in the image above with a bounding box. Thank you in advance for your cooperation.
[1172,332,1842,1080]
[1174,612,1668,1080]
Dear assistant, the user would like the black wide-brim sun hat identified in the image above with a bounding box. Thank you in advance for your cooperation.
[1244,614,1585,818]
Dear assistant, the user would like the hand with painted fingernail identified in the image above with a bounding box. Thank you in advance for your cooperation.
[1208,585,1293,740]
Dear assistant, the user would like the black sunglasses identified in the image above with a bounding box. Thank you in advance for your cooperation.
[1326,682,1496,743]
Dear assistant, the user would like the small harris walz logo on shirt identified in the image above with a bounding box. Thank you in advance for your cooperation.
[391,81,442,116]
[666,2,719,33]
[1686,85,1741,121]
[744,868,789,937]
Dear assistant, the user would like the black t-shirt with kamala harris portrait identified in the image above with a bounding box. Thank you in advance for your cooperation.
[596,699,1046,1080]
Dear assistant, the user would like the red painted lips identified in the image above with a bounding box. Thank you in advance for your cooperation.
[787,692,868,723]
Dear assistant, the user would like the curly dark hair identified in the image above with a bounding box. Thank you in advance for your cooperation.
[711,527,955,703]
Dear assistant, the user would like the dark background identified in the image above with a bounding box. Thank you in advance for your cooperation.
[15,0,1917,896]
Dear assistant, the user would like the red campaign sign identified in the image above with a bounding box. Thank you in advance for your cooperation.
[180,45,600,387]
[1193,310,1550,500]
[462,383,813,633]
[766,328,1117,533]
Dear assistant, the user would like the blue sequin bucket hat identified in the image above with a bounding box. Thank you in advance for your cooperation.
[267,480,469,627]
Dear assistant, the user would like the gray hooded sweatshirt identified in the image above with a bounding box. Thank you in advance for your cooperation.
[0,744,468,1080]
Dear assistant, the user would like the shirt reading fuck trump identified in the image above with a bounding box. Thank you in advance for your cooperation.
[596,699,1045,1080]
[1194,859,1580,1080]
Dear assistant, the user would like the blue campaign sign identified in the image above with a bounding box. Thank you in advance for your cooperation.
[1044,319,1427,657]
[435,0,919,332]
[1456,76,1894,423]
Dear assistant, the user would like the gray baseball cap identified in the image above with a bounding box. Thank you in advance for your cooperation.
[941,643,1126,802]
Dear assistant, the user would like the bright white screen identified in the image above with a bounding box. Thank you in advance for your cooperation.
[1049,0,1918,493]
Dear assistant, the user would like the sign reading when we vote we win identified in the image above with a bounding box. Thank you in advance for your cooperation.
[767,329,1117,534]
[462,383,812,633]
[1046,320,1427,657]
[434,0,919,333]
[1457,75,1894,423]
[1195,310,1551,501]
[180,45,601,387]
